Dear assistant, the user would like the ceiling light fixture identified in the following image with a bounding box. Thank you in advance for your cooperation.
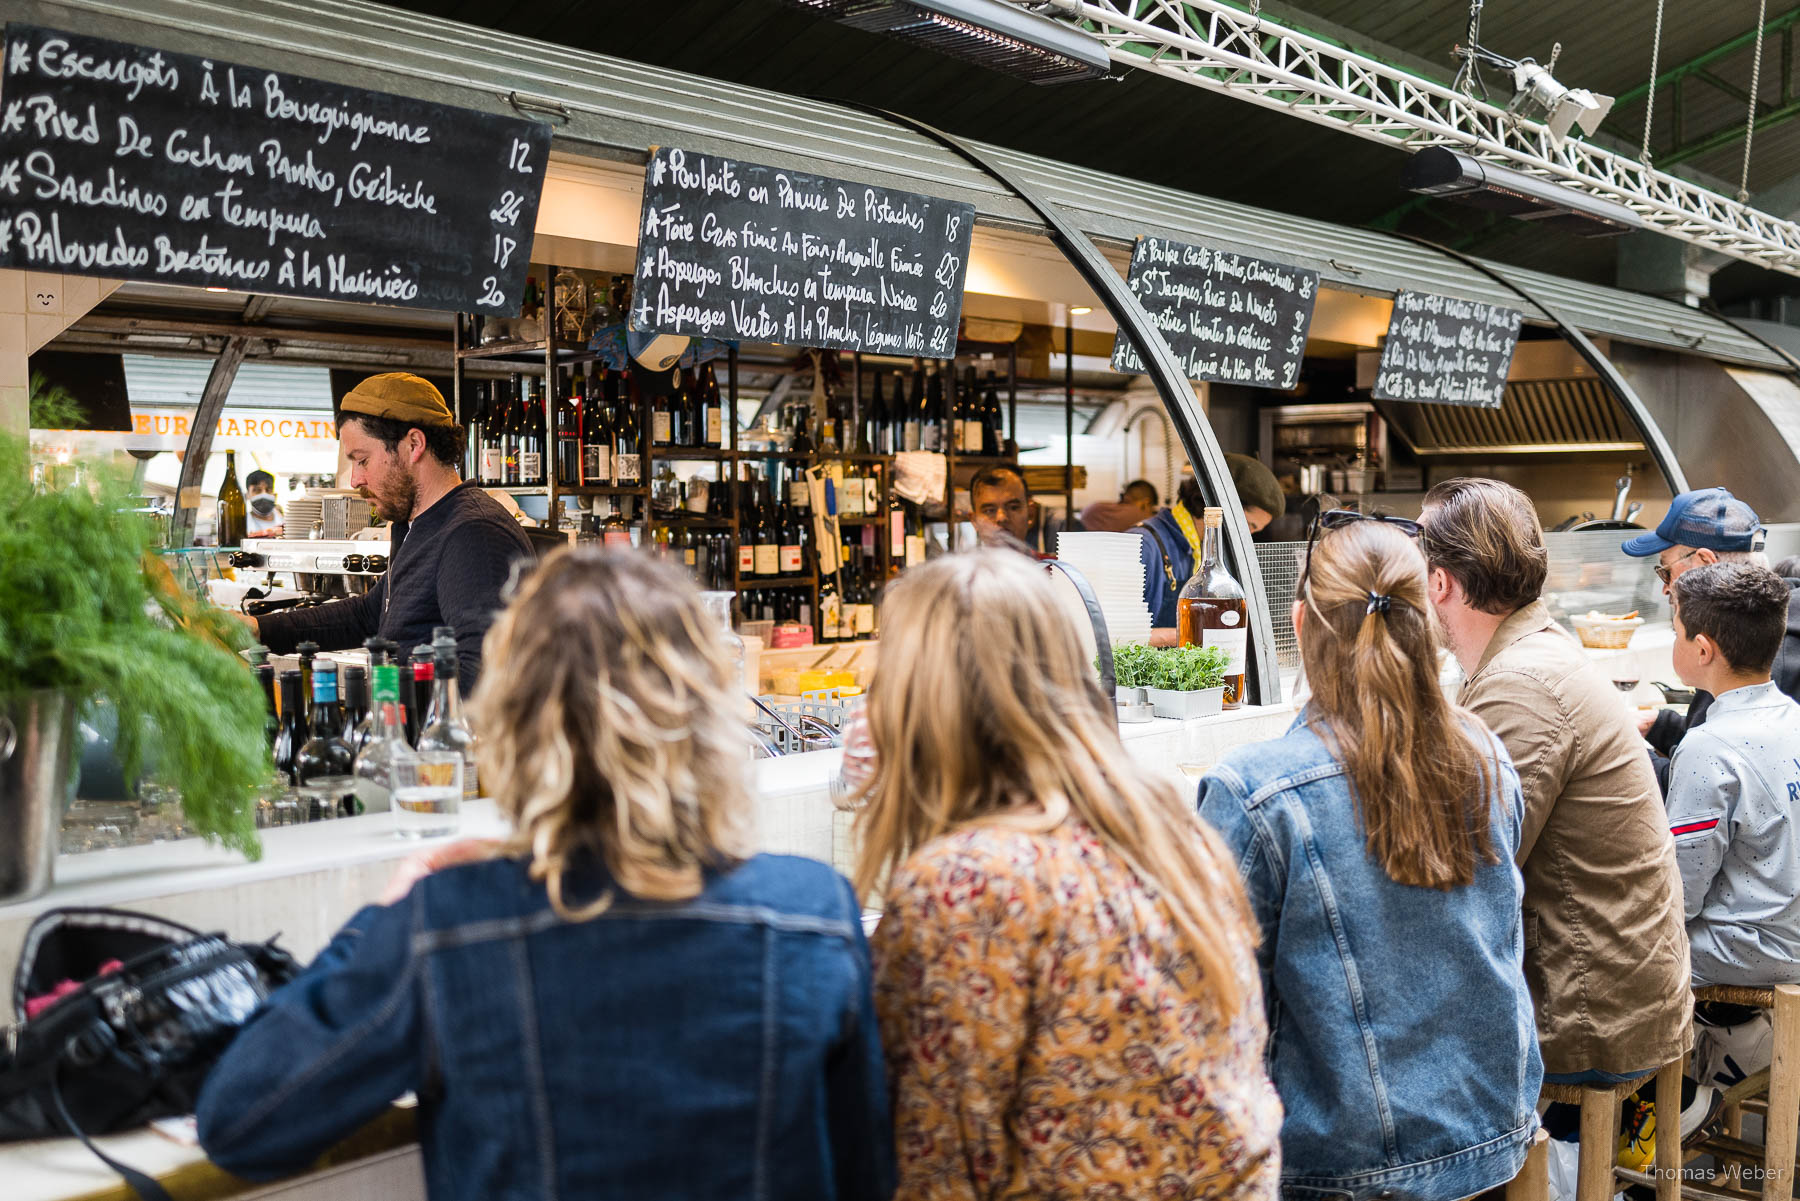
[1069,305,1093,314]
[1451,3,1613,147]
[778,0,1111,84]
[1402,146,1645,237]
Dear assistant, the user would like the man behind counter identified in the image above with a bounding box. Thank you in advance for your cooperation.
[246,373,532,689]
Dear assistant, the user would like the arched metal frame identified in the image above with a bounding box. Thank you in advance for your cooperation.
[858,109,1286,705]
[1397,236,1691,496]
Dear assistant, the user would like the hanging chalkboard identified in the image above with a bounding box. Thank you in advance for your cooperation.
[1372,291,1523,408]
[1110,236,1318,389]
[630,146,975,356]
[0,24,551,315]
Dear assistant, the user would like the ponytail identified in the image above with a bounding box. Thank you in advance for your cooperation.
[1301,524,1497,890]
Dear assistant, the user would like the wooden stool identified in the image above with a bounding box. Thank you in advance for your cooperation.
[1540,1059,1682,1201]
[1686,983,1800,1201]
[1504,1128,1551,1201]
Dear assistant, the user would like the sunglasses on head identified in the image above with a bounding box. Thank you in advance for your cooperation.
[1302,509,1424,584]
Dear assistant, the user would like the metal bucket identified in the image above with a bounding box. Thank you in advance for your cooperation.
[0,691,77,901]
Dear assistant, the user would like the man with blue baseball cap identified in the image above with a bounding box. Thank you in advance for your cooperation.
[1622,487,1800,785]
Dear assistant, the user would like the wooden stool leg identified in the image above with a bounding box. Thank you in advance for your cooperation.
[1654,1060,1681,1201]
[1762,985,1800,1201]
[1507,1128,1551,1201]
[1578,1087,1620,1201]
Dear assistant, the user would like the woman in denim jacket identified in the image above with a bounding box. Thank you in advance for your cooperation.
[1199,517,1541,1201]
[197,549,894,1201]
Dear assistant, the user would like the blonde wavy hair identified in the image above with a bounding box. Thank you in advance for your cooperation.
[470,547,753,919]
[853,549,1257,1015]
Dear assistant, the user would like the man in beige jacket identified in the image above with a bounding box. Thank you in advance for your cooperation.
[1419,479,1699,1126]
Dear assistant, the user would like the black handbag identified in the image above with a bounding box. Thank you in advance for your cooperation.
[0,907,299,1200]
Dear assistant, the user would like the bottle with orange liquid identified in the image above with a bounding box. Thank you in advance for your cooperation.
[1176,506,1249,708]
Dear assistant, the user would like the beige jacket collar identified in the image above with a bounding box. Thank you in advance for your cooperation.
[1470,600,1560,680]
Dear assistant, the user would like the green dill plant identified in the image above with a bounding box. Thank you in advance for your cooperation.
[0,432,266,859]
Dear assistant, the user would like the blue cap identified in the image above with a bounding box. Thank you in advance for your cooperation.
[1621,487,1765,557]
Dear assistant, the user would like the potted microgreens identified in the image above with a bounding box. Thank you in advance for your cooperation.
[1144,644,1230,720]
[1108,643,1158,704]
[0,410,268,901]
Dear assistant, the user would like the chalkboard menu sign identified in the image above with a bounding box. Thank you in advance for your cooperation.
[1110,236,1318,389]
[631,146,975,356]
[0,24,551,315]
[1372,291,1523,408]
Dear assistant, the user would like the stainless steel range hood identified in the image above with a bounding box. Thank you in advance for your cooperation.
[1359,339,1647,458]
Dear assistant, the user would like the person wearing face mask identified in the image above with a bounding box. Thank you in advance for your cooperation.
[244,470,284,537]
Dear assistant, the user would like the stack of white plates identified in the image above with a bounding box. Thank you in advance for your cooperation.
[285,493,325,538]
[1055,531,1155,646]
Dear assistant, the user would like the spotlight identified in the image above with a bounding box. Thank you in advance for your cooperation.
[1510,60,1614,144]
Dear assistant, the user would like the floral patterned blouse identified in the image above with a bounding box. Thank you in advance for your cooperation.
[871,817,1282,1201]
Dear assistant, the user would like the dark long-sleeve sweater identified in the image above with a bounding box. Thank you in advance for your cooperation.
[258,483,533,689]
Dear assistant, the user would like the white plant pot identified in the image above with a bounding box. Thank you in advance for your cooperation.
[1145,685,1225,721]
[1115,685,1149,703]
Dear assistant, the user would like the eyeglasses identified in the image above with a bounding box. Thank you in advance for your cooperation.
[1302,509,1424,585]
[1653,547,1703,585]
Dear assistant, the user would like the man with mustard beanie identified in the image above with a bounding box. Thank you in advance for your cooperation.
[247,373,531,688]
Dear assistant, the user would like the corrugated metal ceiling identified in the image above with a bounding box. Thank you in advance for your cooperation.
[23,0,1789,367]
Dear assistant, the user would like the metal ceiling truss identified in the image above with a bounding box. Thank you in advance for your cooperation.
[1068,0,1800,278]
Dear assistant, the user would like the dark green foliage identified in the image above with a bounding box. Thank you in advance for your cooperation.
[0,435,264,859]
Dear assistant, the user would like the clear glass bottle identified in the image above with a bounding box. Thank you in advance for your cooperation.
[1176,506,1249,709]
[354,663,411,814]
[417,649,479,801]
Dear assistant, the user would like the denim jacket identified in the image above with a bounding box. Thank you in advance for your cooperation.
[196,853,894,1201]
[1199,714,1543,1201]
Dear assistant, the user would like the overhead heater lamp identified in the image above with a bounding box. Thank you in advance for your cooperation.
[1402,146,1647,238]
[777,0,1112,84]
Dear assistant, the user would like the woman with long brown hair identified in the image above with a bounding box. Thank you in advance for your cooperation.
[1199,514,1541,1200]
[200,548,894,1201]
[857,548,1281,1201]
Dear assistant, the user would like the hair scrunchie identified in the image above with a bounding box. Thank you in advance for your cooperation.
[1366,591,1392,616]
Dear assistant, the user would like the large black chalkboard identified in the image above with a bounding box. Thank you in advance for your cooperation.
[0,24,550,315]
[1372,291,1522,408]
[630,146,976,356]
[1110,236,1318,389]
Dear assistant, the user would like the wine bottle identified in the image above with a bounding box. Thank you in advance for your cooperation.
[556,371,583,487]
[1177,506,1249,709]
[922,362,942,452]
[981,370,1003,458]
[612,371,641,486]
[273,669,306,786]
[502,374,523,486]
[701,363,725,448]
[255,662,278,743]
[341,664,370,753]
[523,376,547,486]
[867,370,888,455]
[417,649,480,800]
[779,482,804,576]
[406,646,435,746]
[903,365,924,452]
[840,465,864,518]
[217,450,247,547]
[737,477,758,580]
[755,478,782,577]
[652,372,675,446]
[296,663,357,820]
[477,382,503,485]
[581,367,610,486]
